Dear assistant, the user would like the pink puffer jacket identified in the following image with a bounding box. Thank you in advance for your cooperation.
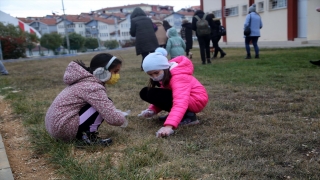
[148,56,208,128]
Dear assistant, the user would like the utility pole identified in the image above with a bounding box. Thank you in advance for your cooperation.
[114,17,121,48]
[0,39,3,60]
[61,0,70,54]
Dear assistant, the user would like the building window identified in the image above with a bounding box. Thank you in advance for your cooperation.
[257,1,264,12]
[269,0,287,10]
[224,6,238,17]
[242,5,248,15]
[212,10,221,18]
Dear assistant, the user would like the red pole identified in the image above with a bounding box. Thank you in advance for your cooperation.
[221,0,226,42]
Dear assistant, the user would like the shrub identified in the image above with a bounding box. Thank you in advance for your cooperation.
[121,40,135,48]
[104,40,119,49]
[84,37,99,50]
[1,36,26,59]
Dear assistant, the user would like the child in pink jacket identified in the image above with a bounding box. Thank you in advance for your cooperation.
[138,51,208,138]
[45,53,128,146]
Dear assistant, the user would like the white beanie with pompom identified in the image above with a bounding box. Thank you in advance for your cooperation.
[155,47,168,57]
[142,52,169,72]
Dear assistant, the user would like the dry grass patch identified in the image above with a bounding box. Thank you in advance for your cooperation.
[0,47,320,179]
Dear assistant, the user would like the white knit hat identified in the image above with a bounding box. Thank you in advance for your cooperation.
[155,47,168,57]
[249,4,256,12]
[142,52,170,72]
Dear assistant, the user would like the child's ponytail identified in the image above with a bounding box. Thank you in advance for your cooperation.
[74,60,90,72]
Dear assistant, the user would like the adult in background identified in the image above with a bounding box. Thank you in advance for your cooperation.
[130,7,159,71]
[208,13,226,59]
[243,4,263,59]
[192,10,214,64]
[180,19,193,59]
[309,7,320,66]
[163,20,172,32]
[0,60,9,75]
[153,20,168,48]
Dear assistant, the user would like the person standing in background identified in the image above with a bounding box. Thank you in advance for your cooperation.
[309,7,320,65]
[208,13,226,59]
[153,20,168,49]
[243,4,263,59]
[0,60,9,75]
[180,19,193,59]
[163,20,172,32]
[166,27,186,59]
[130,7,159,71]
[192,10,213,65]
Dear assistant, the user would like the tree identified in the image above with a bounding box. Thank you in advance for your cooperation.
[40,33,63,54]
[84,37,99,50]
[0,22,27,59]
[25,33,39,56]
[64,33,85,52]
[104,40,119,49]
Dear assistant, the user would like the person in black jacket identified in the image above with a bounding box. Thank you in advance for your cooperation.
[192,10,213,64]
[163,20,172,32]
[130,7,159,71]
[180,19,193,59]
[208,13,226,59]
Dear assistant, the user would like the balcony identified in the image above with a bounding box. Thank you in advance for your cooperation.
[85,28,98,35]
[67,28,74,33]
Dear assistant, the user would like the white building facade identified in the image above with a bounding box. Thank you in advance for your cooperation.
[201,0,320,44]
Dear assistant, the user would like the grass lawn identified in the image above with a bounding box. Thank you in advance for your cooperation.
[0,47,320,179]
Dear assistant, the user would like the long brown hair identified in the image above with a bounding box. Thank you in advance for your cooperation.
[148,69,171,88]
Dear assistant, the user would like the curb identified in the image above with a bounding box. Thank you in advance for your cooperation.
[0,133,14,180]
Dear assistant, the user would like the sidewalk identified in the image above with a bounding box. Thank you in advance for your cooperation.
[0,134,14,180]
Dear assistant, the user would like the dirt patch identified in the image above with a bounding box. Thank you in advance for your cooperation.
[0,96,58,180]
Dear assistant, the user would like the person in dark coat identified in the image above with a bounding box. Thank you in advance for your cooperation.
[180,19,193,59]
[309,7,320,66]
[130,7,159,70]
[162,20,172,32]
[208,13,226,59]
[192,10,214,64]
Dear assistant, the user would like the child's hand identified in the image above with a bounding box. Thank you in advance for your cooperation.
[116,109,131,117]
[156,126,174,138]
[120,118,128,128]
[138,109,155,118]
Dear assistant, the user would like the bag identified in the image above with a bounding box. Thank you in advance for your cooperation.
[219,25,226,36]
[243,14,251,36]
[195,14,211,36]
[153,23,158,32]
[244,26,251,36]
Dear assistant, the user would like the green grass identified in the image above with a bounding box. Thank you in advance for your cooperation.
[1,47,320,179]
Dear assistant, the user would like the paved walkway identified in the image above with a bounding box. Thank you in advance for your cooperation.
[0,41,319,179]
[0,134,14,180]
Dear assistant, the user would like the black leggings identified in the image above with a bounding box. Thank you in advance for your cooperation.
[139,87,173,112]
[211,36,222,57]
[75,98,113,139]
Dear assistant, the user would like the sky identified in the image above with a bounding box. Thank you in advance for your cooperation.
[0,0,200,17]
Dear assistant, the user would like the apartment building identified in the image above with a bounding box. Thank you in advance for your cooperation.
[118,15,132,42]
[97,3,174,14]
[200,0,320,44]
[164,11,194,32]
[86,17,115,42]
[29,19,57,34]
[56,15,90,36]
